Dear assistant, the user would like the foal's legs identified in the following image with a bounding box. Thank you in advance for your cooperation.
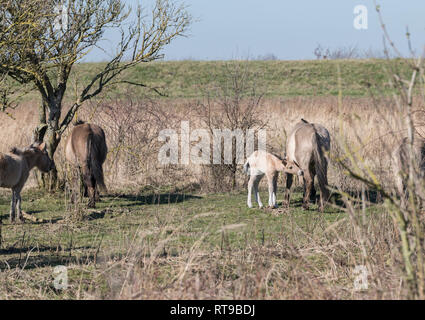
[247,176,255,208]
[248,174,265,208]
[266,172,278,208]
[253,174,264,208]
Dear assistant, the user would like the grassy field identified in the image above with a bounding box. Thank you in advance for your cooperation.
[0,186,399,300]
[12,59,415,102]
[79,59,415,98]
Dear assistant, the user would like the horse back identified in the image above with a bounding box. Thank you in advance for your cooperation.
[247,150,282,176]
[65,123,107,166]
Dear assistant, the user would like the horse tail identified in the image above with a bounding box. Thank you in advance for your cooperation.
[89,133,108,193]
[86,130,107,193]
[243,160,250,175]
[312,131,329,201]
[81,133,93,192]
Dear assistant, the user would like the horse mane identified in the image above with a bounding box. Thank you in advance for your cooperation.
[272,153,284,161]
[10,142,40,156]
[10,147,24,155]
[74,119,86,126]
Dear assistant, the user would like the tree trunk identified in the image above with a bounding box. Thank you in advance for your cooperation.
[34,102,49,189]
[34,99,62,192]
[44,127,60,191]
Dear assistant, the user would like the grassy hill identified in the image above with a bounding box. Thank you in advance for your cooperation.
[73,59,412,99]
[6,59,415,104]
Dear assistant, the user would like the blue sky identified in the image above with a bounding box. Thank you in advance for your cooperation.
[85,0,425,61]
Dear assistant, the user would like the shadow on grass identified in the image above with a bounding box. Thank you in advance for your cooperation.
[0,214,63,225]
[86,210,105,220]
[330,188,383,208]
[0,249,97,271]
[288,183,383,206]
[105,193,203,208]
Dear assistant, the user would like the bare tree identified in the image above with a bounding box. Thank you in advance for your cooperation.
[257,53,278,61]
[0,0,191,189]
[314,44,360,60]
[195,62,267,191]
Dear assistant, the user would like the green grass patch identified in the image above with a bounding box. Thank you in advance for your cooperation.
[9,59,416,104]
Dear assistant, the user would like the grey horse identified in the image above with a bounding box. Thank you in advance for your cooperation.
[284,119,330,212]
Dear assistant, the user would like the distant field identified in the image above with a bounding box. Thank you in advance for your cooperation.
[13,59,415,103]
[74,59,413,99]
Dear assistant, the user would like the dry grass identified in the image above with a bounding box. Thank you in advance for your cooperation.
[115,207,403,300]
[0,189,405,300]
[1,95,422,193]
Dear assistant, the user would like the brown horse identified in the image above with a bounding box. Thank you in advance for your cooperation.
[284,119,330,212]
[65,121,108,208]
[0,141,55,223]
